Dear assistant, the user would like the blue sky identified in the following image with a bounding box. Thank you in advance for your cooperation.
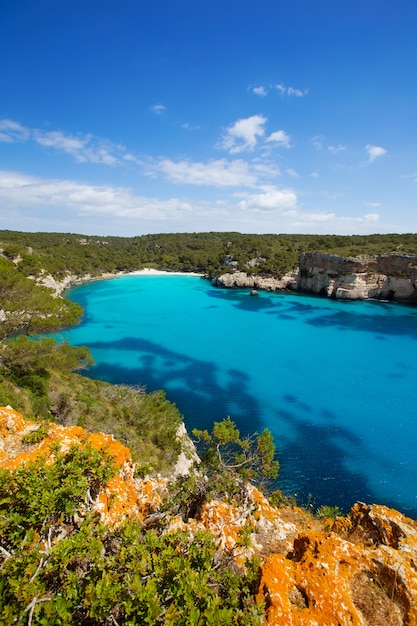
[0,0,416,236]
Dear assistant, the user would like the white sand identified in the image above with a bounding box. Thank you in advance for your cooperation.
[127,268,204,277]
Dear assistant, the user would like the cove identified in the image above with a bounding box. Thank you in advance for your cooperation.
[56,274,417,517]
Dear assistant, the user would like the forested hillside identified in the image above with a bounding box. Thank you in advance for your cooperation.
[2,229,417,279]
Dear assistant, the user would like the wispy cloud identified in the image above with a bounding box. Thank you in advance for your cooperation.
[328,144,346,154]
[149,158,259,187]
[150,103,166,115]
[252,85,267,96]
[182,122,200,130]
[276,83,308,97]
[237,185,297,212]
[0,118,127,166]
[0,119,30,142]
[311,135,325,150]
[0,169,385,236]
[365,144,387,163]
[0,170,194,222]
[286,168,299,177]
[265,130,291,148]
[218,115,267,153]
[401,171,417,183]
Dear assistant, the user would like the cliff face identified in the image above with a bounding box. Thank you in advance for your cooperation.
[214,253,417,302]
[297,252,417,302]
[2,406,417,624]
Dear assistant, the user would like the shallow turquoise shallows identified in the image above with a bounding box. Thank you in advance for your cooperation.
[57,275,417,517]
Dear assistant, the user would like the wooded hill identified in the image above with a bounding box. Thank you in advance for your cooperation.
[2,229,417,279]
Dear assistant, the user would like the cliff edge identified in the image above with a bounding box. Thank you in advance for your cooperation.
[1,406,417,625]
[214,252,417,302]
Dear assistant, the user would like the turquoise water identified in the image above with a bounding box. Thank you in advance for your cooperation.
[58,275,417,516]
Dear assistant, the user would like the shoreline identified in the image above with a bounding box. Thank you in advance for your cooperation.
[126,268,204,277]
[49,267,205,297]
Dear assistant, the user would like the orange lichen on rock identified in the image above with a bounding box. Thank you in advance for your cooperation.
[0,407,164,527]
[2,407,417,624]
[258,507,417,626]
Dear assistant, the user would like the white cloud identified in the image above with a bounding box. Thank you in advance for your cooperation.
[0,118,126,165]
[328,144,346,153]
[150,103,166,115]
[35,130,123,165]
[365,144,387,163]
[287,86,308,97]
[265,130,291,148]
[237,186,297,212]
[364,201,381,208]
[151,158,259,187]
[0,119,30,142]
[287,210,380,231]
[275,84,308,97]
[0,170,193,222]
[311,135,324,150]
[286,168,299,177]
[182,122,200,130]
[253,86,267,96]
[0,169,387,236]
[218,115,267,153]
[401,171,417,183]
[35,130,87,152]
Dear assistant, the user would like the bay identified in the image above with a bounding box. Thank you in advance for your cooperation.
[57,274,417,517]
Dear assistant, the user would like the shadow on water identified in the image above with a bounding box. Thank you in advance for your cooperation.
[277,399,374,512]
[205,288,279,312]
[276,394,417,518]
[253,294,417,339]
[305,310,417,339]
[83,336,264,437]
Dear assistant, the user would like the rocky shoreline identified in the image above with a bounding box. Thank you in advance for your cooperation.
[38,252,417,304]
[213,252,417,303]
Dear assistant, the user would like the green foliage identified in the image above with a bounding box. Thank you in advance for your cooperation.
[0,256,83,338]
[0,336,182,472]
[0,452,264,625]
[0,444,116,549]
[21,424,49,444]
[193,417,279,487]
[316,505,342,520]
[3,229,417,287]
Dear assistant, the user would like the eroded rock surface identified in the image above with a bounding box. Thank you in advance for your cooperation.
[213,253,417,302]
[1,406,417,625]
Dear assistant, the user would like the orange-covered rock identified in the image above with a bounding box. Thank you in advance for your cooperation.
[0,407,164,526]
[2,407,417,624]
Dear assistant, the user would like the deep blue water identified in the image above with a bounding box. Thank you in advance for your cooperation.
[57,275,417,517]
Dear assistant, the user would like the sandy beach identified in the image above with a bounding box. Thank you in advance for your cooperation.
[127,268,204,277]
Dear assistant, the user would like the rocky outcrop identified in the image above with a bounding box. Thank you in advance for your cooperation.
[214,253,417,302]
[36,270,126,296]
[2,406,417,624]
[297,252,417,302]
[213,270,298,292]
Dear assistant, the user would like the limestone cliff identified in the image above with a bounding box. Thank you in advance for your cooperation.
[214,252,417,302]
[1,406,417,625]
[297,252,417,302]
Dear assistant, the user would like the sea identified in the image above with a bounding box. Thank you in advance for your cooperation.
[56,273,417,517]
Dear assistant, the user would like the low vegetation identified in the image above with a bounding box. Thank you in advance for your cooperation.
[0,441,264,625]
[1,228,416,623]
